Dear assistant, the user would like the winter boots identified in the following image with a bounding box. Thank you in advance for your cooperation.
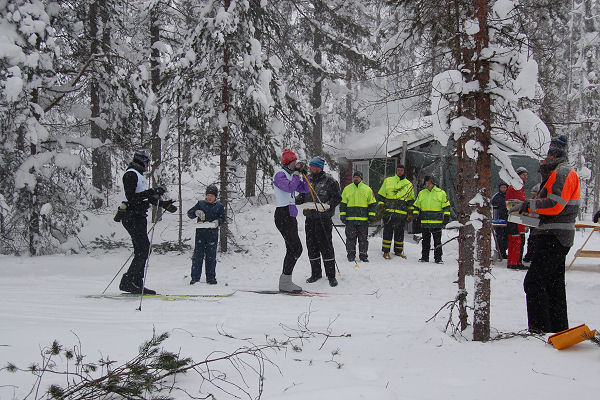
[119,273,156,295]
[306,275,322,283]
[279,273,302,293]
[383,252,391,260]
[328,276,338,287]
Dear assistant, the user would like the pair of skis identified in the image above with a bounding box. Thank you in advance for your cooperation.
[87,290,327,301]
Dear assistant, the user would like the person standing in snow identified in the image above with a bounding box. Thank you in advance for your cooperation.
[519,135,580,333]
[377,164,415,259]
[491,182,509,259]
[506,167,528,270]
[273,150,310,293]
[118,149,177,295]
[413,176,451,264]
[340,171,377,262]
[295,156,342,287]
[187,185,226,285]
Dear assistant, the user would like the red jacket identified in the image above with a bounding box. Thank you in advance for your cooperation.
[506,185,526,234]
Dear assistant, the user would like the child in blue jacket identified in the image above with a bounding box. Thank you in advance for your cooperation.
[187,185,226,284]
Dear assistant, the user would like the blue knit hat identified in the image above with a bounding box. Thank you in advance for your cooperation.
[548,135,568,159]
[309,156,325,170]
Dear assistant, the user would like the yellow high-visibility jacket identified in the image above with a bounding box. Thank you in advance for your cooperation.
[377,175,415,218]
[413,186,451,229]
[340,181,377,225]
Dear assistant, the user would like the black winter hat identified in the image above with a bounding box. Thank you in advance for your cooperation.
[423,175,434,185]
[353,170,363,179]
[206,185,218,196]
[397,164,405,170]
[548,135,568,159]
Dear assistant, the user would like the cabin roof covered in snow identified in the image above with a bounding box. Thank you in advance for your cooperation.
[336,116,527,160]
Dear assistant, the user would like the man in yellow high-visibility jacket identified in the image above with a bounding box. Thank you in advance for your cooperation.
[413,175,451,263]
[377,164,415,259]
[340,171,377,262]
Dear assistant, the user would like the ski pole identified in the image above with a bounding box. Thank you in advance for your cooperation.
[137,207,162,311]
[102,220,160,294]
[303,174,346,275]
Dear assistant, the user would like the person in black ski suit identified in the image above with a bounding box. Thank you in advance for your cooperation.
[187,185,226,285]
[118,149,177,295]
[295,156,342,287]
[491,182,509,259]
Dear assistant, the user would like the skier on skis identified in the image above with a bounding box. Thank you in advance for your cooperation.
[295,156,342,287]
[187,184,226,285]
[273,150,310,293]
[118,149,177,295]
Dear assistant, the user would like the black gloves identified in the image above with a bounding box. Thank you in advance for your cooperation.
[518,201,530,214]
[593,210,600,223]
[153,186,167,196]
[295,161,307,175]
[443,214,450,225]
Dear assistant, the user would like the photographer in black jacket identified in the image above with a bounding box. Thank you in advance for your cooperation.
[118,149,177,295]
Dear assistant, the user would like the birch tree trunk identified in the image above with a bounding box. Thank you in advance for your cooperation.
[150,6,161,185]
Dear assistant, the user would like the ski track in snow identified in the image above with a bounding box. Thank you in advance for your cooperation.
[1,204,600,399]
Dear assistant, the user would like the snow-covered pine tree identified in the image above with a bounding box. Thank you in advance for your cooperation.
[0,0,105,255]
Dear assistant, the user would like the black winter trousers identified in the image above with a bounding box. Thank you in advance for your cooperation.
[382,214,406,254]
[523,234,569,333]
[274,207,303,275]
[494,226,508,256]
[122,215,150,285]
[305,218,336,278]
[345,224,369,259]
[421,227,442,262]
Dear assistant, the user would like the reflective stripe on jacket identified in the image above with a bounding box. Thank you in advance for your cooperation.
[528,163,580,247]
[377,175,415,216]
[413,186,451,229]
[340,181,377,225]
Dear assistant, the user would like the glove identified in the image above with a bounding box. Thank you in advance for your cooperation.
[443,214,450,225]
[295,161,307,175]
[292,170,301,177]
[593,210,600,223]
[153,186,167,196]
[195,210,206,221]
[162,199,177,213]
[518,201,530,214]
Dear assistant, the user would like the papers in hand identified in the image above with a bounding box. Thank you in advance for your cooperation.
[297,202,330,212]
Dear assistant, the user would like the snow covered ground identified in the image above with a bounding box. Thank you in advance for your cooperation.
[2,198,600,399]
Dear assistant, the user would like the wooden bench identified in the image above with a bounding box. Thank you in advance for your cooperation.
[567,222,600,270]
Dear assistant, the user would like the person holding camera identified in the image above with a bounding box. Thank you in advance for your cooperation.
[273,150,310,292]
[118,149,177,295]
[187,185,226,285]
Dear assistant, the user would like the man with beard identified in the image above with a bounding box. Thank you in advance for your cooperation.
[296,156,342,287]
[518,135,580,333]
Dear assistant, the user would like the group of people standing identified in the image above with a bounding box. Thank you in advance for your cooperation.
[273,150,453,293]
[116,135,582,336]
